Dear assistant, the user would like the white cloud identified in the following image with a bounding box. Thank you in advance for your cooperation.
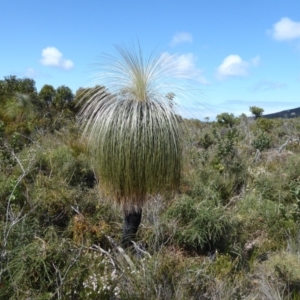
[216,55,249,80]
[161,52,208,84]
[24,67,39,78]
[171,32,193,46]
[249,79,287,92]
[269,17,300,41]
[40,47,74,70]
[15,67,50,80]
[216,54,260,80]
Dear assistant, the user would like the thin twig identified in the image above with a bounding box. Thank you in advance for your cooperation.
[90,244,116,269]
[0,144,36,282]
[4,143,25,173]
[131,241,151,258]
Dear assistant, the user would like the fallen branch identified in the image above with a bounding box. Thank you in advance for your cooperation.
[278,138,291,153]
[253,149,260,163]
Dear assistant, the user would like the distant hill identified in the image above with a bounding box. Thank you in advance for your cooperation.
[263,107,300,119]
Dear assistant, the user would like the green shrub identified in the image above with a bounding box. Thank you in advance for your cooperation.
[261,251,300,298]
[214,127,240,159]
[255,118,274,133]
[216,112,239,128]
[1,228,84,299]
[164,195,234,252]
[236,194,297,250]
[286,155,300,181]
[198,132,214,149]
[254,173,280,202]
[252,132,272,151]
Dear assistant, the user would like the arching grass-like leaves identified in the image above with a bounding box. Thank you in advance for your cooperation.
[4,93,38,121]
[77,44,187,212]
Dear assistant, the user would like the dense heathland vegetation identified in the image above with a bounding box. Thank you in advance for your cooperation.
[1,75,300,299]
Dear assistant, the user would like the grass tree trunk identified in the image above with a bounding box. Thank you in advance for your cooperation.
[121,209,142,248]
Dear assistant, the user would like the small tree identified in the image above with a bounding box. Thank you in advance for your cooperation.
[0,76,38,108]
[250,106,264,119]
[216,112,237,128]
[53,86,74,110]
[39,84,56,108]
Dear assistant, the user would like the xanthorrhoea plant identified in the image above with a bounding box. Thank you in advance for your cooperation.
[78,44,189,247]
[4,93,38,122]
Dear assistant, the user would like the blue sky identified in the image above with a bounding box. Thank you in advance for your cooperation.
[1,0,300,119]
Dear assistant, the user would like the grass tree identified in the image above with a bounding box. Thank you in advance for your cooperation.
[4,93,38,122]
[78,44,190,247]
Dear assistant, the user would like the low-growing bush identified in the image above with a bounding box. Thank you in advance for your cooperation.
[252,132,272,151]
[164,195,235,252]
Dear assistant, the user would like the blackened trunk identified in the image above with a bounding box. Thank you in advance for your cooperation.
[121,210,142,248]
